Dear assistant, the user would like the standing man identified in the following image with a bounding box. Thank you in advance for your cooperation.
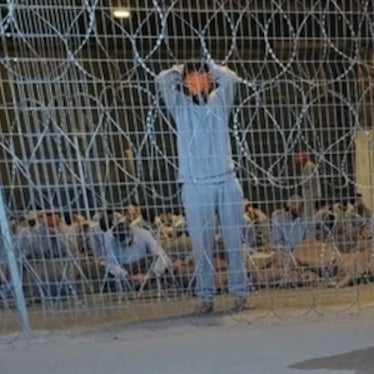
[294,151,322,219]
[155,60,249,314]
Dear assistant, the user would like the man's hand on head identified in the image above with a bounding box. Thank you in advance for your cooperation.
[172,64,184,75]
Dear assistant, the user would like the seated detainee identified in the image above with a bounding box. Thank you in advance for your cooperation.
[13,212,39,255]
[314,205,336,241]
[331,198,365,253]
[104,218,170,286]
[46,212,85,258]
[60,211,113,292]
[244,200,268,222]
[61,211,89,256]
[123,201,142,226]
[152,213,171,240]
[332,199,354,216]
[92,210,123,228]
[271,195,315,252]
[84,221,107,260]
[162,233,194,277]
[62,211,109,259]
[15,211,76,300]
[243,215,256,250]
[244,200,271,250]
[169,210,188,237]
[24,210,45,227]
[160,210,188,240]
[133,206,165,239]
[353,193,372,220]
[16,211,70,260]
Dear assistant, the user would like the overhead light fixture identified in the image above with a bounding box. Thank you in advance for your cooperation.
[112,7,131,19]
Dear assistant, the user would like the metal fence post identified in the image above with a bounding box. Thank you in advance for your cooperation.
[0,187,31,335]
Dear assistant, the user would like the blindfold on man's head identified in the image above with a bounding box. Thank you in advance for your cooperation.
[113,221,133,244]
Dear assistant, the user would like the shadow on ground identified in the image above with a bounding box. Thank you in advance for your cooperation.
[290,347,374,373]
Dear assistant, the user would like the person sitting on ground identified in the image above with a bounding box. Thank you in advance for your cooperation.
[331,197,366,253]
[313,204,336,242]
[271,195,315,252]
[15,210,76,300]
[244,200,271,250]
[104,217,171,287]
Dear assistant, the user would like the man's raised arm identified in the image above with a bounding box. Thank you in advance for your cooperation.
[208,62,241,105]
[155,64,184,111]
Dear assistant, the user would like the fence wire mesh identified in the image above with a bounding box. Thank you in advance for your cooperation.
[0,0,373,334]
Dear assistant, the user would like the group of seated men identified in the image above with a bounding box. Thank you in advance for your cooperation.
[243,193,373,287]
[0,192,373,303]
[245,193,372,253]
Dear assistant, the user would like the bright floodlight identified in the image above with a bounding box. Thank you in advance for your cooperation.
[112,8,131,19]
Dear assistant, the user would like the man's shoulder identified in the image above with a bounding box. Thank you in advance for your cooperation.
[133,226,155,240]
[254,209,268,221]
[243,215,253,224]
[271,209,287,221]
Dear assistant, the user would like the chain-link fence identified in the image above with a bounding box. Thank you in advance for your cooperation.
[0,0,373,335]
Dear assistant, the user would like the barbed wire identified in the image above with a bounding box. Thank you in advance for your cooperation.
[0,0,372,209]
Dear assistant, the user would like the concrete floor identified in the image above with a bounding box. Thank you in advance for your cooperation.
[1,312,374,374]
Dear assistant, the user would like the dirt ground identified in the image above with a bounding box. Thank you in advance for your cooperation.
[1,283,373,334]
[1,284,374,374]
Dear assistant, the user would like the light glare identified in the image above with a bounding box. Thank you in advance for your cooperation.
[112,8,131,19]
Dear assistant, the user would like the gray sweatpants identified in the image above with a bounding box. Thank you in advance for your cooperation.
[182,178,248,302]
